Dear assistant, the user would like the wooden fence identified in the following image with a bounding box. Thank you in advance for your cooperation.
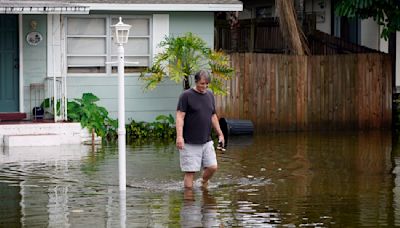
[215,53,392,132]
[215,18,378,54]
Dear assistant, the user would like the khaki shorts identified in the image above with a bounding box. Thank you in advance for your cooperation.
[179,141,217,172]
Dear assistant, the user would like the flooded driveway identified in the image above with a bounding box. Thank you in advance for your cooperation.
[0,131,398,227]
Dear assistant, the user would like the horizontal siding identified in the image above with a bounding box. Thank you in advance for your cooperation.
[98,97,178,111]
[169,12,214,47]
[67,76,182,122]
[68,84,180,99]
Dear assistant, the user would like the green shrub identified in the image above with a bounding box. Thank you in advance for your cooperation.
[126,114,176,142]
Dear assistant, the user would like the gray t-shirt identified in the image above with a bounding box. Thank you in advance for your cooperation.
[177,88,216,144]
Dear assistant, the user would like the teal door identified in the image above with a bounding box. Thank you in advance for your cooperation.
[0,15,19,112]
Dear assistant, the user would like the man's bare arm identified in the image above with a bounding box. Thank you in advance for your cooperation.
[176,111,186,149]
[211,114,225,146]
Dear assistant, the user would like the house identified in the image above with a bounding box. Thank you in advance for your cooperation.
[217,0,399,89]
[0,0,243,123]
[0,0,242,146]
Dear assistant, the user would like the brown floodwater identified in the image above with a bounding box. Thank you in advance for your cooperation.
[0,131,399,227]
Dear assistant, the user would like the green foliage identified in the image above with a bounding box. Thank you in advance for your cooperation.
[67,93,117,141]
[140,32,234,95]
[335,0,400,39]
[126,114,176,142]
[40,97,61,116]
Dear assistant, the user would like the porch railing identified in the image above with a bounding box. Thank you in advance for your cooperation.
[44,77,67,122]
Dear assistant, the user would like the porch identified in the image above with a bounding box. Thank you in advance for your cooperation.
[0,121,85,147]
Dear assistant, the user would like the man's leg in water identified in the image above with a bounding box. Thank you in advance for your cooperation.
[184,172,195,188]
[201,165,217,188]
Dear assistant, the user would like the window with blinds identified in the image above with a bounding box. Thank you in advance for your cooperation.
[66,15,151,75]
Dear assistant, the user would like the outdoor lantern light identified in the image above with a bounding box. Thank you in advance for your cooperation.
[112,17,131,44]
[111,17,131,193]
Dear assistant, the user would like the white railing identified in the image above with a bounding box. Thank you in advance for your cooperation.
[45,77,67,122]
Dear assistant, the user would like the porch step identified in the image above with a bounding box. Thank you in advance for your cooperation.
[4,134,61,147]
[0,122,82,147]
[0,113,27,121]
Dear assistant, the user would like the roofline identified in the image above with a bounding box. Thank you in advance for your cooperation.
[0,6,90,14]
[82,3,243,12]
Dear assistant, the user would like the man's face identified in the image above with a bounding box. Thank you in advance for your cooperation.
[195,77,209,93]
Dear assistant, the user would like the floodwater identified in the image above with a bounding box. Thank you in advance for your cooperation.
[0,131,399,227]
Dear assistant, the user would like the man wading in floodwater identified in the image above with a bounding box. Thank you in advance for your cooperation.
[176,70,225,190]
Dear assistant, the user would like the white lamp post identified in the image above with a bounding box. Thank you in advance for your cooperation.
[112,17,131,192]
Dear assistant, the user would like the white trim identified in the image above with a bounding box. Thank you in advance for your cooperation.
[47,14,61,77]
[47,15,54,78]
[82,3,243,12]
[19,14,24,113]
[152,14,169,59]
[61,16,68,120]
[0,7,89,14]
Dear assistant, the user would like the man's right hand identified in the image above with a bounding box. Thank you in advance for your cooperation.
[176,136,185,150]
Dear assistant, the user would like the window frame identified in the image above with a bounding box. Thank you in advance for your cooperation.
[64,14,153,76]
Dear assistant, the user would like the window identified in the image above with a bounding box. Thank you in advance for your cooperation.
[66,15,151,75]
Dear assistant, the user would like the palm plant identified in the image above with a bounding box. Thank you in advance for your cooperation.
[139,32,234,95]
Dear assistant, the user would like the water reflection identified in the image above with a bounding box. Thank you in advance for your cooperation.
[181,188,220,227]
[0,131,397,227]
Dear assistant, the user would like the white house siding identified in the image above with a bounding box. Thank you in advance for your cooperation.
[360,18,380,50]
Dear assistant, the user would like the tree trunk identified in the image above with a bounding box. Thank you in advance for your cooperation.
[275,0,310,55]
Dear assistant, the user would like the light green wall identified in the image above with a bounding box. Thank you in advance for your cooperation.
[67,76,182,122]
[22,15,47,115]
[169,12,214,47]
[21,12,215,122]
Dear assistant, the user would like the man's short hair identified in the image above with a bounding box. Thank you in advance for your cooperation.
[194,70,211,83]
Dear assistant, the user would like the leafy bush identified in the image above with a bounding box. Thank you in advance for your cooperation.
[126,114,176,142]
[67,93,117,142]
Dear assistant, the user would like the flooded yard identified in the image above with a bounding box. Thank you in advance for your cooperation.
[0,131,399,227]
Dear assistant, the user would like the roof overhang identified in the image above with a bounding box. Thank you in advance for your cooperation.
[81,3,243,12]
[0,1,242,14]
[0,1,89,14]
